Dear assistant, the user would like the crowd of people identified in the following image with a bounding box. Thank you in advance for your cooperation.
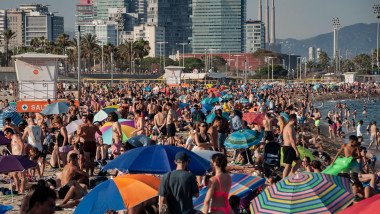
[0,80,379,213]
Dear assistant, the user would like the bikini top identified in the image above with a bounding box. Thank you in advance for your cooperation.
[212,175,231,198]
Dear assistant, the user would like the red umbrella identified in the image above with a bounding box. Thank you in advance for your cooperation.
[242,112,277,127]
[340,194,380,214]
[208,88,217,93]
[220,86,228,90]
[215,92,222,97]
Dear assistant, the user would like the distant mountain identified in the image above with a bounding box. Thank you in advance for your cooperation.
[278,23,378,59]
[64,28,75,40]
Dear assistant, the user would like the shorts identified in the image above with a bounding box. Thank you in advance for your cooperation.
[40,145,48,158]
[83,141,97,158]
[343,160,359,174]
[218,132,227,148]
[148,114,155,120]
[283,146,300,164]
[70,115,78,122]
[315,120,320,127]
[264,131,274,141]
[300,117,306,125]
[78,142,84,155]
[167,123,176,137]
[154,126,167,136]
[111,140,122,155]
[371,134,377,142]
[58,185,70,199]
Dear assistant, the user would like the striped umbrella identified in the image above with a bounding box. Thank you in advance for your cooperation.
[236,99,249,104]
[0,112,22,130]
[222,94,234,99]
[95,122,136,145]
[3,105,17,113]
[118,119,135,128]
[193,174,265,211]
[250,173,354,214]
[94,107,120,122]
[224,129,260,149]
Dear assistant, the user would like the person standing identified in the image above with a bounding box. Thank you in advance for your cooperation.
[4,128,26,194]
[158,152,199,214]
[166,103,177,146]
[357,120,363,137]
[22,118,43,179]
[282,114,301,179]
[54,116,69,168]
[263,113,274,142]
[368,122,377,149]
[109,112,122,158]
[68,100,79,123]
[204,154,232,214]
[314,109,321,136]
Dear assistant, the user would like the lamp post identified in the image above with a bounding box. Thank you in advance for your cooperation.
[297,57,302,80]
[233,55,242,77]
[176,43,189,67]
[333,18,341,73]
[267,57,276,81]
[207,48,216,72]
[77,26,81,102]
[374,4,380,74]
[157,41,167,72]
[303,57,307,80]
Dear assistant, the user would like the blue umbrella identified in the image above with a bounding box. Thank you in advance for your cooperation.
[223,94,235,99]
[0,205,12,213]
[200,98,213,104]
[206,112,230,124]
[202,104,213,111]
[259,85,273,91]
[280,113,289,122]
[179,103,190,109]
[40,102,69,115]
[103,145,211,175]
[211,97,222,104]
[224,129,261,149]
[0,112,22,131]
[251,89,257,93]
[3,105,17,113]
[235,99,249,104]
[0,132,11,145]
[144,87,152,91]
[191,106,207,114]
[127,135,151,147]
[94,107,120,122]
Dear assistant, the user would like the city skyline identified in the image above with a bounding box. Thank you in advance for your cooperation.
[1,0,378,40]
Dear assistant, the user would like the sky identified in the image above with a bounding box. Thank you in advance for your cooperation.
[1,0,378,40]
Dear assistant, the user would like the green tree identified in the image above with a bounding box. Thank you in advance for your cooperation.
[342,59,355,73]
[57,33,70,55]
[318,51,329,72]
[2,29,16,66]
[184,57,203,72]
[212,56,227,72]
[353,54,371,74]
[81,34,99,72]
[30,37,41,52]
[251,49,283,69]
[253,64,288,79]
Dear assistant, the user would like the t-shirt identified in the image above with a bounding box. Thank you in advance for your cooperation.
[192,110,205,123]
[158,170,199,214]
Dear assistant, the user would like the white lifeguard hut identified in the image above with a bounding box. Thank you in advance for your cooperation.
[13,53,67,101]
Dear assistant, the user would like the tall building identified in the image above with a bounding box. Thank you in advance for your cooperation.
[137,0,148,24]
[82,20,117,45]
[75,0,94,37]
[147,0,192,56]
[25,11,64,45]
[0,10,6,45]
[244,20,265,53]
[309,47,315,62]
[96,0,130,21]
[191,0,246,54]
[133,24,165,57]
[6,9,25,47]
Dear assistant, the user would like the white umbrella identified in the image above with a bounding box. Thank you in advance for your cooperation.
[66,119,83,135]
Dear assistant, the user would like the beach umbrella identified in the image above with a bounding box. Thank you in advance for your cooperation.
[202,104,213,111]
[191,106,207,114]
[223,94,234,99]
[194,174,265,212]
[250,173,354,214]
[74,174,160,214]
[279,112,289,122]
[179,95,186,101]
[0,205,12,213]
[144,87,152,91]
[206,112,230,124]
[220,92,226,95]
[127,135,151,147]
[313,84,320,90]
[200,98,213,104]
[40,102,69,115]
[219,86,228,90]
[0,155,36,174]
[103,145,211,175]
[259,85,273,91]
[251,89,257,93]
[242,112,277,127]
[208,88,217,93]
[215,92,222,97]
[94,107,120,122]
[66,119,83,135]
[0,132,10,146]
[235,99,249,104]
[0,112,22,130]
[192,150,222,162]
[95,123,136,145]
[224,129,260,149]
[9,102,16,106]
[179,103,190,109]
[118,119,135,128]
[104,105,120,109]
[340,194,380,214]
[2,105,17,113]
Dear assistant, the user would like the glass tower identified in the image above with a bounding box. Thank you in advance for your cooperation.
[192,0,246,54]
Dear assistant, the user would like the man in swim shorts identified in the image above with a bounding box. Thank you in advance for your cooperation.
[314,109,321,136]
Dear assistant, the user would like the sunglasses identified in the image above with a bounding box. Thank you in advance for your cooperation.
[200,125,206,127]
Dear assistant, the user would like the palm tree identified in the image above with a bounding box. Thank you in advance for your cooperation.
[2,29,16,66]
[118,40,138,72]
[39,36,48,53]
[81,33,99,72]
[57,33,70,55]
[30,37,41,52]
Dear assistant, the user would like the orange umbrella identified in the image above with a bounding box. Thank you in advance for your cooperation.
[75,174,161,213]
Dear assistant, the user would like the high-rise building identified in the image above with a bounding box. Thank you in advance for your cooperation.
[75,0,94,37]
[309,47,315,62]
[25,11,64,45]
[137,0,147,24]
[0,10,6,45]
[244,20,265,53]
[133,24,165,57]
[82,20,117,45]
[96,0,130,21]
[147,0,192,56]
[6,9,25,47]
[191,0,246,54]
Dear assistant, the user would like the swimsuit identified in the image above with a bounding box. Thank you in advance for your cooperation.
[211,175,231,214]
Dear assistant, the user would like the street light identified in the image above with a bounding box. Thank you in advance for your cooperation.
[233,55,242,76]
[374,4,380,74]
[177,43,189,68]
[297,57,302,80]
[207,48,216,72]
[157,41,168,72]
[333,18,341,73]
[267,57,276,81]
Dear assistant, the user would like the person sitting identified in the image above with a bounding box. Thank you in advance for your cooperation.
[27,186,57,214]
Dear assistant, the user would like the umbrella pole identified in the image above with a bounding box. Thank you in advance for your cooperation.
[10,179,13,202]
[245,148,252,165]
[5,147,12,155]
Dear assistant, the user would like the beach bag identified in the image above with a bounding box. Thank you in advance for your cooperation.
[160,172,172,214]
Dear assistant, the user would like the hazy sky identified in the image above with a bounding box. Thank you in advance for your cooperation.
[1,0,378,40]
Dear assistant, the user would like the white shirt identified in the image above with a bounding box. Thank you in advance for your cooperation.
[357,124,362,137]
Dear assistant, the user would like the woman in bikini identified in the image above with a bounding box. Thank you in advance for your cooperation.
[204,154,232,214]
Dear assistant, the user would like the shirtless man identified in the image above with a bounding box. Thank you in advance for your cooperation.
[2,117,20,134]
[77,114,88,170]
[77,114,102,176]
[34,112,44,126]
[314,109,321,136]
[68,100,79,123]
[147,99,157,120]
[263,113,274,142]
[208,117,219,151]
[58,153,88,208]
[368,122,377,149]
[109,112,122,158]
[166,103,176,146]
[299,105,306,132]
[332,135,361,183]
[90,98,102,113]
[4,128,26,194]
[282,114,301,179]
[153,106,167,144]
